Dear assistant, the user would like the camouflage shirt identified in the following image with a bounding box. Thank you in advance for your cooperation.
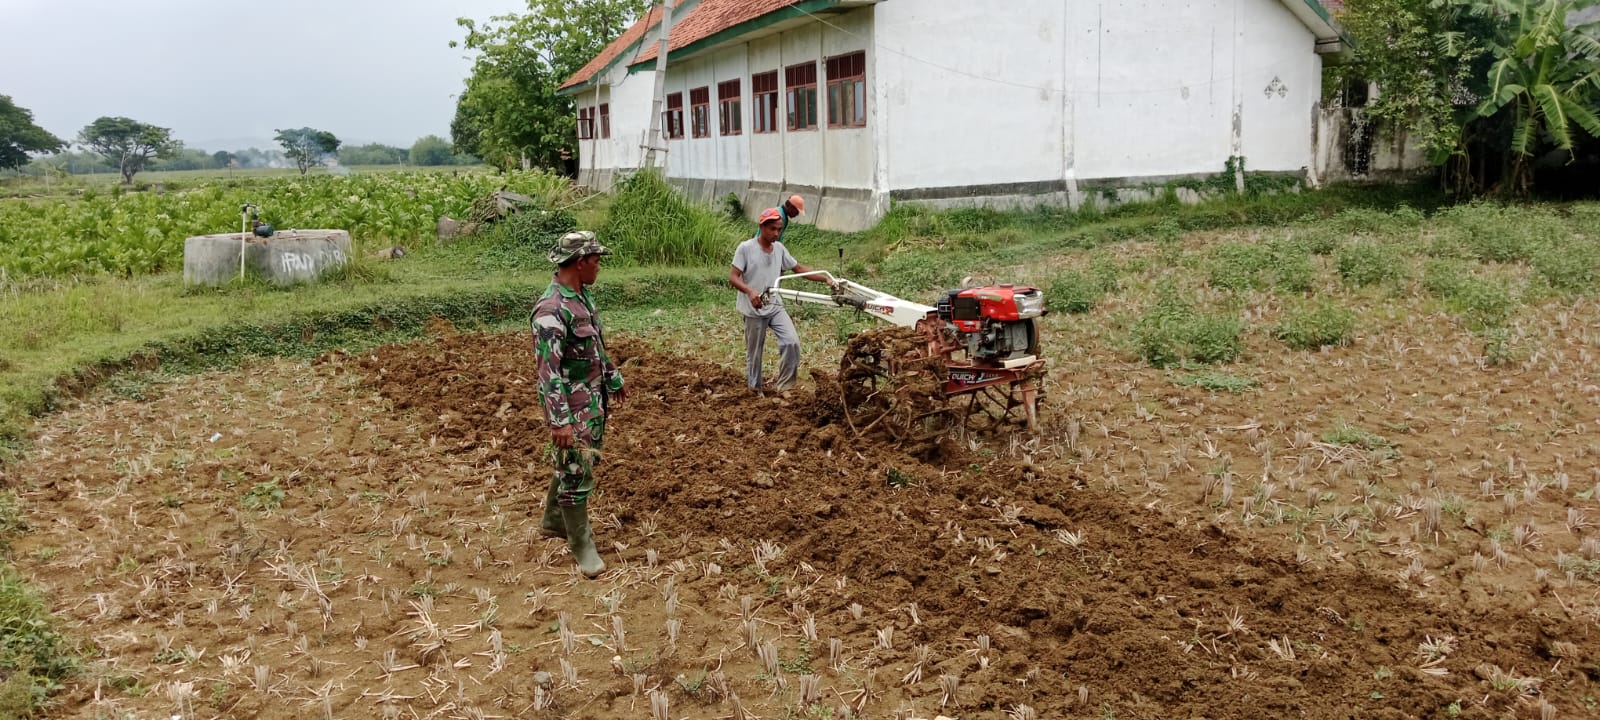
[531,278,624,428]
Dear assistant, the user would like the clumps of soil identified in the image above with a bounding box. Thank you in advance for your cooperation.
[358,331,1599,719]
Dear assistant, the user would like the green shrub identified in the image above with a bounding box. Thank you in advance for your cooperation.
[1208,242,1272,290]
[721,192,744,222]
[1263,237,1318,293]
[1530,239,1600,293]
[1133,286,1244,367]
[600,170,740,266]
[0,565,74,717]
[1048,271,1106,314]
[501,204,578,248]
[1434,204,1565,264]
[1324,207,1423,237]
[1336,241,1406,287]
[1448,276,1517,330]
[1275,301,1356,350]
[1422,258,1470,299]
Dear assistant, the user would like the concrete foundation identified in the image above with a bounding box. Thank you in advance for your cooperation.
[184,230,353,286]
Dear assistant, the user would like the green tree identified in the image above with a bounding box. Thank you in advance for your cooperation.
[451,0,648,169]
[1331,0,1490,164]
[274,127,342,175]
[76,116,180,184]
[338,143,405,166]
[410,135,456,165]
[1469,0,1600,194]
[212,150,237,168]
[0,95,65,171]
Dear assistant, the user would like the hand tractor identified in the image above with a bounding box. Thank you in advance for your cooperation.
[769,273,1048,445]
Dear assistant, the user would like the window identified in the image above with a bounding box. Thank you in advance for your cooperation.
[599,103,611,139]
[826,51,867,128]
[718,79,742,136]
[690,87,711,138]
[752,72,779,134]
[577,106,595,140]
[665,92,684,139]
[785,62,818,131]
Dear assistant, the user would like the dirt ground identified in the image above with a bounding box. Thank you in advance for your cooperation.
[7,315,1599,719]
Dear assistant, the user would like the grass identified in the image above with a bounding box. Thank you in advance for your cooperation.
[1275,301,1357,350]
[1174,370,1258,393]
[1132,284,1244,368]
[600,170,743,266]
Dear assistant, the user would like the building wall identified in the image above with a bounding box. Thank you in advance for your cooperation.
[1236,0,1321,172]
[875,2,1066,192]
[874,0,1322,200]
[581,9,878,227]
[575,64,657,189]
[577,0,1325,223]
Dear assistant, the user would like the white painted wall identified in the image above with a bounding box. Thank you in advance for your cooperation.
[747,35,786,185]
[1066,0,1236,179]
[710,46,751,181]
[875,0,1065,190]
[1237,0,1320,172]
[575,0,1324,207]
[819,10,875,192]
[874,0,1323,194]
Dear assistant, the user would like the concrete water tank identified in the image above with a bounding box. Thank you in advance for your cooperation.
[183,229,353,286]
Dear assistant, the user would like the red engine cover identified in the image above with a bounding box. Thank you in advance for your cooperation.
[961,285,1037,321]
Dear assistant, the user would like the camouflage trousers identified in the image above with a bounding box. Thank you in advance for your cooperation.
[551,416,607,507]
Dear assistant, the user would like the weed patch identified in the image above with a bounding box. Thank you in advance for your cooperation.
[0,565,74,717]
[1275,302,1356,350]
[1133,285,1244,367]
[601,170,740,266]
[1336,241,1407,288]
[1174,370,1257,393]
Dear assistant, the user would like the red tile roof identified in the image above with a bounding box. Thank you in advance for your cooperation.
[559,6,664,91]
[631,0,803,66]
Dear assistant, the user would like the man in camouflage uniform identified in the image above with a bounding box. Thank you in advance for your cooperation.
[532,230,625,578]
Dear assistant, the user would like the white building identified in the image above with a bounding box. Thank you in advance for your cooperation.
[561,0,1347,231]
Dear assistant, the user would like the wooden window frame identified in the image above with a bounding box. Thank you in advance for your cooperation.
[752,71,779,134]
[599,103,611,139]
[577,106,595,140]
[718,79,742,136]
[785,62,818,132]
[690,87,711,139]
[825,51,867,129]
[665,92,685,140]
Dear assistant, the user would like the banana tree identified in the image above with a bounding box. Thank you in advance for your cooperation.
[1469,0,1600,194]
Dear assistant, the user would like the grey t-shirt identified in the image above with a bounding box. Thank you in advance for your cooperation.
[732,237,797,317]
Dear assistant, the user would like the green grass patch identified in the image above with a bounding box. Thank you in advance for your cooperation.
[1174,370,1258,393]
[1047,261,1120,314]
[1133,284,1244,367]
[1275,301,1357,350]
[0,564,74,717]
[1336,240,1408,288]
[1322,420,1397,456]
[1530,238,1600,293]
[600,170,741,266]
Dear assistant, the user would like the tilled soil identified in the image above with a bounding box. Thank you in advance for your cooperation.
[8,328,1597,719]
[359,331,1597,718]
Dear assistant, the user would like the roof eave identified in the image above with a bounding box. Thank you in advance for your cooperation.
[1281,0,1355,50]
[626,0,869,73]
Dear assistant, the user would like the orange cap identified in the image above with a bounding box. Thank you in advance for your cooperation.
[787,194,805,215]
[759,207,783,225]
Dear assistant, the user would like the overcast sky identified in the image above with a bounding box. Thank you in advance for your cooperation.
[0,0,528,151]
